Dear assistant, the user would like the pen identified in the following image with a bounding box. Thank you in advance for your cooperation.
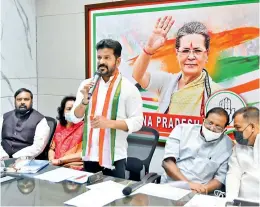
[75,174,88,180]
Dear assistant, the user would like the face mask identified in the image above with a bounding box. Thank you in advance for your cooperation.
[233,131,249,146]
[64,112,73,123]
[202,125,222,142]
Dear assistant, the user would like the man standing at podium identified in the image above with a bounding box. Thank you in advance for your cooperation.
[70,39,143,178]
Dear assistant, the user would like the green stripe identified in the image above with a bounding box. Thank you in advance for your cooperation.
[213,55,259,82]
[110,78,122,164]
[93,0,258,17]
[247,101,260,106]
[82,104,89,156]
[143,104,158,110]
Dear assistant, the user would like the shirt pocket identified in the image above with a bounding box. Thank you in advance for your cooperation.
[199,152,230,180]
[194,153,228,182]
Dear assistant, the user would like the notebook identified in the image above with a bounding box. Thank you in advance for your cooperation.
[15,160,49,173]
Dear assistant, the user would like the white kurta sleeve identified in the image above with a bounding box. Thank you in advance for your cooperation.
[226,146,243,200]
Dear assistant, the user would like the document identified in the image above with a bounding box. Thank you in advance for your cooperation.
[184,194,227,207]
[16,160,49,173]
[133,183,191,200]
[64,181,126,207]
[67,171,93,184]
[35,167,89,182]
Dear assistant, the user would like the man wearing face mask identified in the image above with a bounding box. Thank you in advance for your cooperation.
[226,106,260,201]
[0,88,50,159]
[161,107,233,194]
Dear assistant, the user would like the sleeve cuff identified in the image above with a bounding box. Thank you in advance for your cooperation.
[70,109,84,124]
[214,175,225,185]
[125,118,134,134]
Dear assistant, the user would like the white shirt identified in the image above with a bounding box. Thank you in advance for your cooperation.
[161,124,233,184]
[226,134,260,201]
[0,114,50,159]
[70,75,144,162]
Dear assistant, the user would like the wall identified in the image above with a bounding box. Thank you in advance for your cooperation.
[36,0,122,117]
[0,0,37,116]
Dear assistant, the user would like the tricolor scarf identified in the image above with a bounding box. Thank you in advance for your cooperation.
[82,70,122,169]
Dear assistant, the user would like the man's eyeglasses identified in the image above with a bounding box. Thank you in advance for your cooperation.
[204,119,224,133]
[178,49,207,58]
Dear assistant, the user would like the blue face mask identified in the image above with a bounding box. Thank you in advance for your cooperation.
[64,112,73,123]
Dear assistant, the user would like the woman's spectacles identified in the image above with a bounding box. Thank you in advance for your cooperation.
[178,49,207,58]
[204,119,224,133]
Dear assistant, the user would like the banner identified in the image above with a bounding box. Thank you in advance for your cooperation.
[87,0,259,141]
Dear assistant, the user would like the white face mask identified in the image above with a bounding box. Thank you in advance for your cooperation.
[202,125,223,142]
[64,112,73,123]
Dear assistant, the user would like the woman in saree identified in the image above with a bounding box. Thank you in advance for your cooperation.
[48,96,84,170]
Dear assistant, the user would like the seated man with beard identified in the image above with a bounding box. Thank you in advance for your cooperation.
[0,88,50,159]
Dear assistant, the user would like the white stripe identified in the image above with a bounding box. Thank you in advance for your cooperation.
[218,70,259,89]
[240,89,260,104]
[142,107,156,113]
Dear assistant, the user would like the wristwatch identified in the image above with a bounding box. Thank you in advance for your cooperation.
[81,98,88,106]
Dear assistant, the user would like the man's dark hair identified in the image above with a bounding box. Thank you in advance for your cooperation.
[206,107,230,127]
[14,88,33,99]
[96,39,122,58]
[175,21,210,50]
[232,106,259,123]
[57,96,76,127]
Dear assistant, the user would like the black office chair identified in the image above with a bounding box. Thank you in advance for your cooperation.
[126,126,159,181]
[35,116,57,160]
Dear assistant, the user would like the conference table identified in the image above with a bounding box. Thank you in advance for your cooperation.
[1,159,226,206]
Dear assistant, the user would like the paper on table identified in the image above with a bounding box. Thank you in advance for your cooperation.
[64,181,126,207]
[184,194,227,207]
[34,167,89,182]
[133,183,191,200]
[66,171,93,184]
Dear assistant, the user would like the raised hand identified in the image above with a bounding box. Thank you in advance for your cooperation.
[145,16,174,54]
[80,81,95,104]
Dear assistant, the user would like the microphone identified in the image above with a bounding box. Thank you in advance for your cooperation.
[122,172,158,196]
[88,71,101,100]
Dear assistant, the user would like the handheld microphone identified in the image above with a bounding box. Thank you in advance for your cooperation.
[122,172,158,196]
[88,71,101,100]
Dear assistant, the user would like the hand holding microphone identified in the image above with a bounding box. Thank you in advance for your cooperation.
[80,71,102,104]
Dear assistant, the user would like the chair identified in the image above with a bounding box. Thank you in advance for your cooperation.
[35,116,57,160]
[126,126,159,181]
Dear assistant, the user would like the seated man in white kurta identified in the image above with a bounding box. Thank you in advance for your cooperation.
[226,106,260,201]
[161,107,233,194]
